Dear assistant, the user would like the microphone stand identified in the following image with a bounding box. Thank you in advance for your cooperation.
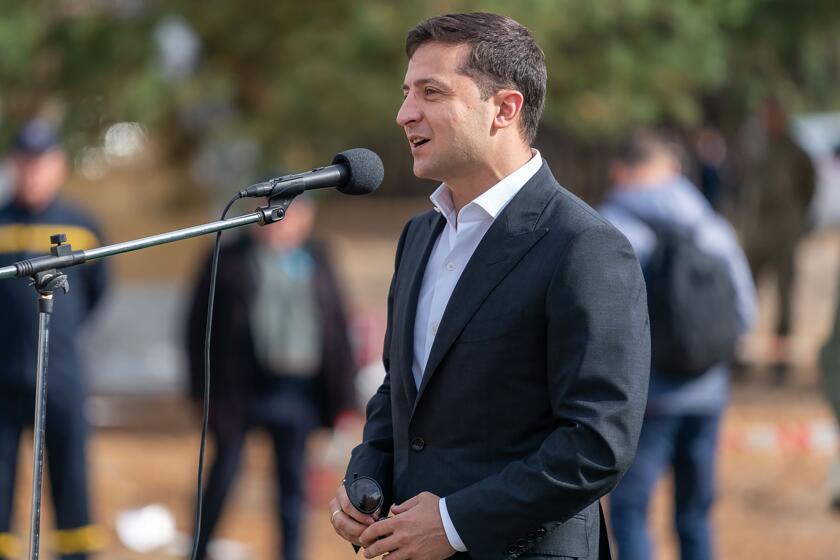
[0,195,294,560]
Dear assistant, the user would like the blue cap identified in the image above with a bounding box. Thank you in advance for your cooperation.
[12,119,61,155]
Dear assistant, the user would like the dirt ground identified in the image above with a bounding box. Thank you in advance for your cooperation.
[8,197,840,559]
[11,384,840,560]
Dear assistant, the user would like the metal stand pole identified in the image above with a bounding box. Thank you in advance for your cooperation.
[25,251,70,560]
[27,300,51,560]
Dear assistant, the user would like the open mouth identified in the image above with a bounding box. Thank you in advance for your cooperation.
[410,137,430,149]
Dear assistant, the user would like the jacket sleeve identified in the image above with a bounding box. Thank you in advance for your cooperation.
[716,220,757,335]
[445,224,651,558]
[344,219,412,516]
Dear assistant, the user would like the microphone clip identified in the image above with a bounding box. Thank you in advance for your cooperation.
[255,195,294,225]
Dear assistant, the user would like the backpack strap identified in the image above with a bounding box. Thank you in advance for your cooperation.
[617,203,663,233]
[617,203,694,238]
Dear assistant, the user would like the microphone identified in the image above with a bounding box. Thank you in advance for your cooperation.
[240,148,383,199]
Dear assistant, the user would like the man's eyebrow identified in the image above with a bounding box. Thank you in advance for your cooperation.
[401,78,451,93]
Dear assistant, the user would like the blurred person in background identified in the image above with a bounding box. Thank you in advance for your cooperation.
[737,98,816,383]
[186,194,358,560]
[694,126,730,213]
[818,143,840,514]
[600,130,756,560]
[0,120,109,559]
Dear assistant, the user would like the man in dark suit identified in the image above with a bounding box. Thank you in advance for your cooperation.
[329,13,650,560]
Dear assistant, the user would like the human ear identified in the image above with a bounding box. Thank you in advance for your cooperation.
[493,89,524,131]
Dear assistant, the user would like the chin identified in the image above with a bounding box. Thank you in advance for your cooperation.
[412,159,445,182]
[412,161,432,180]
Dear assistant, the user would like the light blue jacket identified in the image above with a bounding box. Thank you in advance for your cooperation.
[600,175,757,415]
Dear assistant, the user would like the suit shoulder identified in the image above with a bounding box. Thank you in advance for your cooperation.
[542,182,625,243]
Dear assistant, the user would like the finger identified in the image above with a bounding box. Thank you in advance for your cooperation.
[329,508,350,542]
[359,516,396,547]
[334,511,370,545]
[328,498,349,531]
[328,498,339,520]
[363,533,401,559]
[380,548,409,560]
[390,493,422,514]
[329,499,344,537]
[338,484,377,525]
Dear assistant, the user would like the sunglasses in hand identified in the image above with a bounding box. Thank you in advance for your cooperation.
[344,473,384,516]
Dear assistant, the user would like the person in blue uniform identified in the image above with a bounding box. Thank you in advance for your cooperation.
[0,120,108,559]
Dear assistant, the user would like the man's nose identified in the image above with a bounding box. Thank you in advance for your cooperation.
[396,95,421,127]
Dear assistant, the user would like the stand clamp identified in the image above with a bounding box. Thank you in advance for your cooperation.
[256,195,295,225]
[29,234,71,307]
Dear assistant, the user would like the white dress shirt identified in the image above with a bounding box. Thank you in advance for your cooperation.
[410,151,543,552]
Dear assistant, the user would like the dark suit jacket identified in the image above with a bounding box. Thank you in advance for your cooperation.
[346,162,650,560]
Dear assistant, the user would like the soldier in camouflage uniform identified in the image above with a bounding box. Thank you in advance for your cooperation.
[737,99,815,383]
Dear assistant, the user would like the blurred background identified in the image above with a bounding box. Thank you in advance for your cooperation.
[1,0,840,558]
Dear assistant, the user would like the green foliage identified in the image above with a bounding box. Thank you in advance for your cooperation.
[0,0,838,189]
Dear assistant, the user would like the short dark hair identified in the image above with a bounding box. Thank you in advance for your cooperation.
[613,129,685,167]
[406,12,546,144]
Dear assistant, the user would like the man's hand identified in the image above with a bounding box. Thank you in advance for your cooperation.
[359,492,456,560]
[329,483,378,546]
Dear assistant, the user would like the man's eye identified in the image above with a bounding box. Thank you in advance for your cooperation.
[424,88,438,96]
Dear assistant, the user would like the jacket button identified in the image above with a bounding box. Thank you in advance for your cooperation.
[410,437,425,452]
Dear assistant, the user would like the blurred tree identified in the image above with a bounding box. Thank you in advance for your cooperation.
[0,0,838,198]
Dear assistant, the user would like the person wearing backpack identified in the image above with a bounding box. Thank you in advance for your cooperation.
[600,130,756,560]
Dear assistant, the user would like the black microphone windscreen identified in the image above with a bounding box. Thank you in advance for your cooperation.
[332,149,384,195]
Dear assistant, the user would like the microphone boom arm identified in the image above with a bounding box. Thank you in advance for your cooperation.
[0,197,292,280]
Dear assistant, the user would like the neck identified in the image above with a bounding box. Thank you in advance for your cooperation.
[617,163,679,191]
[446,143,533,213]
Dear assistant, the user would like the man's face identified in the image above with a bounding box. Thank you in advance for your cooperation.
[396,42,496,183]
[10,150,67,211]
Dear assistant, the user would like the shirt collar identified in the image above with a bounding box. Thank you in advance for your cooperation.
[430,149,542,228]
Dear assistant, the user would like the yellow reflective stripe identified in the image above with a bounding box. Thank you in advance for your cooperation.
[0,224,100,254]
[52,524,107,555]
[0,532,21,557]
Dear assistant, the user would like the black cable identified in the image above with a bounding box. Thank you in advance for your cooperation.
[190,193,242,560]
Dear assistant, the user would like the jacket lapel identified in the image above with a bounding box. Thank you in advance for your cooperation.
[412,164,556,415]
[398,211,445,405]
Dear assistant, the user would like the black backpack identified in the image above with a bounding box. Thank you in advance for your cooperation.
[631,212,740,378]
